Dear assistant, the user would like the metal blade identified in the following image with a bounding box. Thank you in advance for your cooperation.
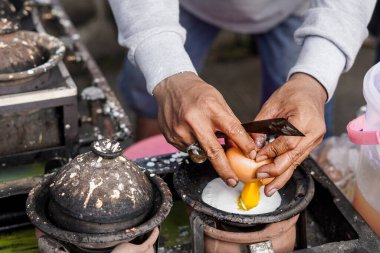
[242,118,304,136]
[188,118,304,163]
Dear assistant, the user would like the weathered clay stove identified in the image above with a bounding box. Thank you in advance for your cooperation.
[0,0,133,235]
[0,0,65,94]
[0,0,77,160]
[174,159,314,253]
[26,139,173,252]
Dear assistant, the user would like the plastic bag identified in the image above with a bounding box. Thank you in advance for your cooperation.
[312,133,360,202]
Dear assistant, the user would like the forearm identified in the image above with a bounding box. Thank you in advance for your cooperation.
[289,0,377,101]
[108,0,196,93]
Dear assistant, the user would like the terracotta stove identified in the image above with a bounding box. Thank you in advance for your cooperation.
[135,155,380,253]
[26,139,172,252]
[173,158,314,253]
[0,0,131,232]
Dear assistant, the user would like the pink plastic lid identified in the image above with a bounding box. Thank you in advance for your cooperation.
[346,115,380,145]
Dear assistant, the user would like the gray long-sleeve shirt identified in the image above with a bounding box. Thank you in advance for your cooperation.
[109,0,376,101]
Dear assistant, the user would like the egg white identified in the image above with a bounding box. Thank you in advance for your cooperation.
[202,178,281,215]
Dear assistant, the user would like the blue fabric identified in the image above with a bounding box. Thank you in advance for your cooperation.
[256,16,302,104]
[118,8,334,135]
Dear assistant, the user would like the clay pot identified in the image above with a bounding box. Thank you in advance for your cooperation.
[36,227,160,253]
[26,139,173,252]
[193,212,299,253]
[48,139,154,233]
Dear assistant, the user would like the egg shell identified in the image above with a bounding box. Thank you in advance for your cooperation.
[260,177,275,185]
[226,146,273,183]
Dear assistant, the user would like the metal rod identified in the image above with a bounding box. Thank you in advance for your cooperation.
[296,210,308,249]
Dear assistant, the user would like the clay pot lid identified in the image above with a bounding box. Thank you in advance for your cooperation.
[48,139,154,225]
[0,30,65,80]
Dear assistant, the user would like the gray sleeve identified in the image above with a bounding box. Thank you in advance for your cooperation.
[288,0,377,101]
[108,0,196,94]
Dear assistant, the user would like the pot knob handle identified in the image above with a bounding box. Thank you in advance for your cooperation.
[91,139,123,158]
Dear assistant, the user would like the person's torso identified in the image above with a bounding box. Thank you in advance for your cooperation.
[180,0,310,33]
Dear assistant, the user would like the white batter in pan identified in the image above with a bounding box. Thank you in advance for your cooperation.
[202,178,282,215]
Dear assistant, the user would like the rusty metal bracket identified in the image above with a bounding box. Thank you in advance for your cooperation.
[190,211,205,253]
[247,241,274,253]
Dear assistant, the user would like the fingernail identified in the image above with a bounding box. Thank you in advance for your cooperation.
[248,150,257,160]
[255,135,266,149]
[256,155,268,162]
[257,172,270,179]
[267,188,277,197]
[226,178,238,188]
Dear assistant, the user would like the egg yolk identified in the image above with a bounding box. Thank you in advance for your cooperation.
[238,181,262,211]
[226,146,275,211]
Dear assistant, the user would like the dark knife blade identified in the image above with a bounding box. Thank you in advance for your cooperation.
[214,118,304,138]
[242,118,304,136]
[188,118,304,163]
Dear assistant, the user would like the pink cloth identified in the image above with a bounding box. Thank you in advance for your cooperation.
[123,134,178,160]
[123,134,225,160]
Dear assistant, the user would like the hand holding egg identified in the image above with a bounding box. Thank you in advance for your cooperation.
[226,146,274,184]
[226,146,275,210]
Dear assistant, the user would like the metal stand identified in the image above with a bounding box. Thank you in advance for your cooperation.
[296,210,308,249]
[190,211,205,253]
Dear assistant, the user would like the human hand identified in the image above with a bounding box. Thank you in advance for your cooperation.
[153,72,257,187]
[112,227,159,253]
[252,73,327,196]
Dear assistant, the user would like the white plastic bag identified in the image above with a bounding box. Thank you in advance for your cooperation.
[312,134,359,202]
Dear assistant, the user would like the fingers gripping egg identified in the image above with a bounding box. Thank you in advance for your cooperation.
[226,146,274,210]
[226,146,273,183]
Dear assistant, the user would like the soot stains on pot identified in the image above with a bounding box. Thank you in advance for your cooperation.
[26,141,173,249]
[83,178,104,209]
